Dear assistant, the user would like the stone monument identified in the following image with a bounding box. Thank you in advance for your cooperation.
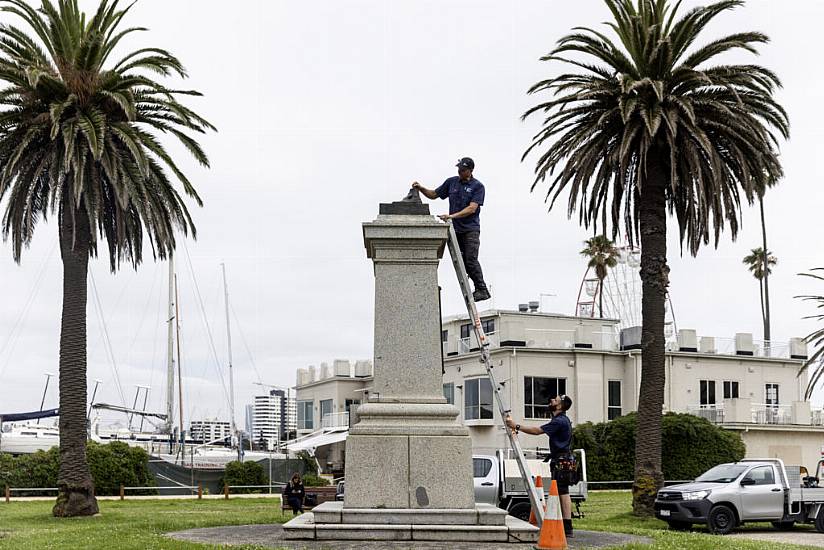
[283,191,537,543]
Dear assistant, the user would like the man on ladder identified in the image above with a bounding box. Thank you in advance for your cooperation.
[413,157,490,302]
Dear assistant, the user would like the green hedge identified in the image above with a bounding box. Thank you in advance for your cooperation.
[572,412,745,482]
[221,460,268,493]
[0,441,156,496]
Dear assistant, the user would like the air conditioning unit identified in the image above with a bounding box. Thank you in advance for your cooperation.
[699,336,717,354]
[308,365,317,383]
[296,368,309,386]
[620,326,642,350]
[320,362,332,379]
[677,329,698,352]
[333,359,351,377]
[735,333,754,356]
[354,360,373,377]
[790,337,808,360]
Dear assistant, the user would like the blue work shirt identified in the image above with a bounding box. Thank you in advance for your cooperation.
[435,176,485,233]
[540,412,572,457]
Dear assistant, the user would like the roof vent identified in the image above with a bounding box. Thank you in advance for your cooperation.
[518,303,529,313]
[528,301,539,312]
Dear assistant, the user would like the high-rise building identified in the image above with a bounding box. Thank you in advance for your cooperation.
[189,419,232,443]
[252,389,296,450]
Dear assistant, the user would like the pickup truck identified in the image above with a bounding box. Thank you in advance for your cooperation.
[334,448,588,520]
[473,448,588,521]
[654,457,824,534]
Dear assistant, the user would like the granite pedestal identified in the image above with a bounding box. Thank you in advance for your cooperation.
[284,197,537,542]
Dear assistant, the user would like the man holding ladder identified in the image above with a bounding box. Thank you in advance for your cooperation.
[506,395,575,538]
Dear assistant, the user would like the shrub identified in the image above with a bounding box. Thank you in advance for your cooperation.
[302,473,330,487]
[572,412,745,482]
[0,441,156,496]
[222,460,268,493]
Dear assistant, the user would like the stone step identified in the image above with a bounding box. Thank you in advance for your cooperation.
[311,501,507,526]
[283,512,539,543]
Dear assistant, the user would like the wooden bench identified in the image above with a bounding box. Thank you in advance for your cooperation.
[281,486,338,511]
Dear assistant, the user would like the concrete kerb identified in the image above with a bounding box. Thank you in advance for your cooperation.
[166,523,653,549]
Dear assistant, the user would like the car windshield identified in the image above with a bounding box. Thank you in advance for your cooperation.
[695,464,749,483]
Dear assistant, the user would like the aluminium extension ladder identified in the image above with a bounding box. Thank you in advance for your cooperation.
[445,222,547,525]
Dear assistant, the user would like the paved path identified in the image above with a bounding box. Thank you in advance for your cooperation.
[167,524,651,549]
[729,529,824,548]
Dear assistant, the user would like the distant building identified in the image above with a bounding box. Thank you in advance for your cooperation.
[252,389,297,451]
[189,419,231,443]
[295,307,824,472]
[244,404,255,436]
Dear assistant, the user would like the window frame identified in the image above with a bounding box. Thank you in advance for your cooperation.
[723,380,739,400]
[607,380,622,420]
[699,379,717,406]
[464,378,494,420]
[297,400,314,430]
[443,382,455,405]
[523,376,567,419]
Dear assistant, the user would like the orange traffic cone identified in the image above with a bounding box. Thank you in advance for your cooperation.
[528,476,546,526]
[534,479,567,550]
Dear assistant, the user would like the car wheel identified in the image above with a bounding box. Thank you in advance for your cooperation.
[667,520,691,531]
[509,502,532,523]
[815,508,824,534]
[707,504,737,535]
[771,521,795,531]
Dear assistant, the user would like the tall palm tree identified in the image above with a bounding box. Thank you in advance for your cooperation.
[757,194,772,344]
[0,0,214,516]
[797,269,824,400]
[743,247,777,343]
[581,235,619,317]
[522,0,787,515]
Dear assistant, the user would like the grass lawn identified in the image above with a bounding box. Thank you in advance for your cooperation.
[0,492,820,549]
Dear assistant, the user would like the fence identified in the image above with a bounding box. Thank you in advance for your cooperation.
[3,483,288,503]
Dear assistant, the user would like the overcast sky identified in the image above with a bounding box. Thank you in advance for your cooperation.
[1,0,822,427]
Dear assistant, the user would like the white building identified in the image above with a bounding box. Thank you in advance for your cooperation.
[189,419,232,443]
[252,389,297,451]
[294,306,824,472]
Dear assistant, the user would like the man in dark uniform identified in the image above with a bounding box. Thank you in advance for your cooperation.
[505,395,575,538]
[413,157,490,302]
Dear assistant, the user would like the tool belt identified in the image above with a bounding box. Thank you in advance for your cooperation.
[549,452,579,486]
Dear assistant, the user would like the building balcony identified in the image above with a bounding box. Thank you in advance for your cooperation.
[321,412,349,429]
[686,399,820,427]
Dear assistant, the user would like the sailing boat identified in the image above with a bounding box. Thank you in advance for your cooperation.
[151,260,277,469]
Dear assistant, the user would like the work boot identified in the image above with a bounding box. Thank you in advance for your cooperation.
[563,519,574,538]
[473,288,491,302]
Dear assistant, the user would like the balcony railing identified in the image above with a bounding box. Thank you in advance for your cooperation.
[687,404,725,424]
[751,404,792,425]
[711,338,792,359]
[321,412,349,429]
[458,331,499,354]
[524,328,575,350]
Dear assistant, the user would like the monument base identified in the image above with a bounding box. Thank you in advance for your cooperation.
[282,502,539,543]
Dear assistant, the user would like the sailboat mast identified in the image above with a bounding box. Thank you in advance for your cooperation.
[165,258,176,434]
[174,274,185,454]
[221,263,238,454]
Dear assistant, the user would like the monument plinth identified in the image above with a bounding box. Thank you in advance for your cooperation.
[283,193,538,543]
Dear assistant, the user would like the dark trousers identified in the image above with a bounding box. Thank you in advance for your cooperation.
[456,231,487,292]
[287,496,303,514]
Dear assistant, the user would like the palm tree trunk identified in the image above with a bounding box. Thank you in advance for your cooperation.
[52,203,98,517]
[759,196,771,354]
[632,152,668,516]
[599,275,604,318]
[758,278,765,339]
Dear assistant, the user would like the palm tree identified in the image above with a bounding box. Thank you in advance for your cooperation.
[0,0,214,516]
[743,247,777,344]
[580,235,619,317]
[522,0,787,515]
[757,194,772,345]
[797,269,824,400]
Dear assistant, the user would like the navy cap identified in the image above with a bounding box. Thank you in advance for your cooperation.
[456,157,475,170]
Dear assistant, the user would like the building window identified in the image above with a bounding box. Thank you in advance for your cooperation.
[608,380,622,420]
[481,318,495,334]
[297,400,313,430]
[460,323,471,339]
[443,383,455,405]
[465,378,493,420]
[524,377,566,419]
[344,399,360,412]
[765,384,779,406]
[699,380,716,406]
[723,381,739,400]
[320,399,333,424]
[442,330,448,343]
